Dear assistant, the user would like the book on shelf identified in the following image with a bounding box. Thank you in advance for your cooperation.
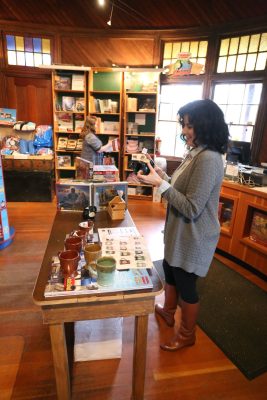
[57,136,68,150]
[249,210,267,247]
[76,138,83,151]
[62,96,75,111]
[54,75,71,90]
[127,97,138,112]
[71,74,85,91]
[75,156,93,180]
[138,98,156,112]
[57,155,72,168]
[56,113,73,132]
[74,114,85,133]
[75,97,85,112]
[66,138,77,151]
[103,121,120,135]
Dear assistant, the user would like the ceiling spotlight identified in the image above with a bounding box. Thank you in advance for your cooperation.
[107,1,114,26]
[98,0,105,6]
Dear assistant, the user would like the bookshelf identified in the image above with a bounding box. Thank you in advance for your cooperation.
[88,69,122,173]
[52,68,89,181]
[122,71,160,200]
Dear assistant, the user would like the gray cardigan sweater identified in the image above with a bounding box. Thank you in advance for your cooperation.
[162,149,224,277]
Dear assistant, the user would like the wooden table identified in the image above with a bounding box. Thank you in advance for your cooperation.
[33,210,163,400]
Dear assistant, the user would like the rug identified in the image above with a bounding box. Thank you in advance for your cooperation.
[153,259,267,380]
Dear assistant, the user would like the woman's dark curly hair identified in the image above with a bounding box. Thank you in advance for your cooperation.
[178,99,229,154]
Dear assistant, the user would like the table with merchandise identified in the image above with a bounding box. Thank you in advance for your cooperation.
[33,210,163,400]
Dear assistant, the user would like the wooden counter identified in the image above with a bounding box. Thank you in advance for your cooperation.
[218,180,267,276]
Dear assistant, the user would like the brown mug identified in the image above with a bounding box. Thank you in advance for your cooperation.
[79,220,94,240]
[71,229,87,248]
[65,236,82,253]
[84,243,102,267]
[58,250,80,277]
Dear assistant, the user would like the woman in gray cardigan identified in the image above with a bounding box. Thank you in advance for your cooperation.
[138,99,229,351]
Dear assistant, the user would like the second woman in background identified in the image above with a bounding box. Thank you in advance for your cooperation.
[80,116,113,164]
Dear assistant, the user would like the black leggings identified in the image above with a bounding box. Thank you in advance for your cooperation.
[163,259,199,304]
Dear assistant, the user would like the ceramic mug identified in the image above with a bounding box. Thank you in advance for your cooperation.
[71,229,87,248]
[58,249,80,277]
[96,256,116,286]
[84,243,102,266]
[65,236,82,253]
[79,220,94,240]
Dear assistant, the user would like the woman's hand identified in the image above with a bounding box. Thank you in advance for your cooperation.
[137,161,163,187]
[145,154,165,178]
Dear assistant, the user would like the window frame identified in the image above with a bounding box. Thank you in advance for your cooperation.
[3,32,53,70]
[160,30,267,164]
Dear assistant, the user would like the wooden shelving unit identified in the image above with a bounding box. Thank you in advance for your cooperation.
[52,67,89,181]
[88,69,123,174]
[122,71,160,200]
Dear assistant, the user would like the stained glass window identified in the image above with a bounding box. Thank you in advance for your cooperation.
[163,40,208,73]
[217,33,267,73]
[6,35,51,67]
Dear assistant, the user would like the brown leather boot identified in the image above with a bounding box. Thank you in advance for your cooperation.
[160,300,199,351]
[155,283,178,327]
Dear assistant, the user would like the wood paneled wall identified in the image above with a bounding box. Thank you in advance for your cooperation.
[60,35,158,67]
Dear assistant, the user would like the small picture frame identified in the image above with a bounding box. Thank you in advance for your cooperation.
[56,183,92,211]
[93,182,128,211]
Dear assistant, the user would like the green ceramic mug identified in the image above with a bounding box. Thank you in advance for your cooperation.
[96,256,116,286]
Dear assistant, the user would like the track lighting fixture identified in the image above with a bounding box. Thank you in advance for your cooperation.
[107,1,114,26]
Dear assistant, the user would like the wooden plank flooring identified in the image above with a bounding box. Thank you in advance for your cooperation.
[0,199,266,399]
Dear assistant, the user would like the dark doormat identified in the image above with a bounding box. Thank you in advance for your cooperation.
[153,259,267,380]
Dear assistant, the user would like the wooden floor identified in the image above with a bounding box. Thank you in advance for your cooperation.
[1,199,267,399]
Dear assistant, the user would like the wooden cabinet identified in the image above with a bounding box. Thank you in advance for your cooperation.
[122,71,160,200]
[218,181,267,276]
[88,69,122,173]
[52,67,89,181]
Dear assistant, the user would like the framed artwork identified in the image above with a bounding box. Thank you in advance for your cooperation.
[56,183,92,211]
[93,182,128,211]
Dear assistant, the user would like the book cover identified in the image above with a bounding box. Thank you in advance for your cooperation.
[62,96,75,112]
[75,156,93,180]
[57,136,68,150]
[54,76,71,90]
[57,155,72,168]
[71,74,84,91]
[75,97,85,112]
[74,114,85,133]
[103,121,120,135]
[57,113,73,132]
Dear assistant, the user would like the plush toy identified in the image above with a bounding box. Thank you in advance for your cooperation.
[13,121,36,132]
[1,135,20,151]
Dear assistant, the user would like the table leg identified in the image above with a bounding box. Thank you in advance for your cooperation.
[132,314,149,400]
[49,323,71,400]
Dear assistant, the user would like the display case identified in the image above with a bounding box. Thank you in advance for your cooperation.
[217,180,267,276]
[122,71,160,200]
